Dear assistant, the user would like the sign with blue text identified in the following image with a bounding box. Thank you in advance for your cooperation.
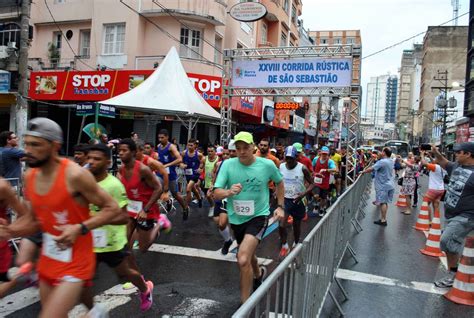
[232,58,352,88]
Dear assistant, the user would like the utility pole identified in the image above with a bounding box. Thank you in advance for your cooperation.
[315,96,322,147]
[16,0,31,147]
[431,70,450,153]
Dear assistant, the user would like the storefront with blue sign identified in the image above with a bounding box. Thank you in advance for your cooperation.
[0,70,14,131]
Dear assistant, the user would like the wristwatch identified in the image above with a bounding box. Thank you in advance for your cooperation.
[80,223,89,235]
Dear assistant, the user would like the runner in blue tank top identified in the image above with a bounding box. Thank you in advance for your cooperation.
[180,139,204,211]
[157,129,189,220]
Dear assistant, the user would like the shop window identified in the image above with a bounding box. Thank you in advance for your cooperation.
[103,23,125,55]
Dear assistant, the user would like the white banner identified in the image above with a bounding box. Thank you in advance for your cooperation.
[232,58,352,88]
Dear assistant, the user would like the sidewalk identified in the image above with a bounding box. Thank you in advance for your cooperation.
[322,175,474,317]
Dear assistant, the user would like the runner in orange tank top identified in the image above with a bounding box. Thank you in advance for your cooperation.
[0,118,122,318]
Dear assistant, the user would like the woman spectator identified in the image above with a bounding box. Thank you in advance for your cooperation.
[400,152,419,215]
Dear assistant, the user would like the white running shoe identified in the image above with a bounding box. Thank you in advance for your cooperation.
[208,207,214,217]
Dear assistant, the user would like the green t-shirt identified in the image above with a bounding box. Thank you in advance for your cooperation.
[214,157,283,225]
[90,174,128,253]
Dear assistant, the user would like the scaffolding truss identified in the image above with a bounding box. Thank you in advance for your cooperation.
[220,45,362,185]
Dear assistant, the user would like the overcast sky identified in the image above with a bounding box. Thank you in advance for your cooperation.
[301,0,470,107]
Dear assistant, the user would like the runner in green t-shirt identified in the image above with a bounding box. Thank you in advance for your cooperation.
[213,131,285,304]
[83,144,154,312]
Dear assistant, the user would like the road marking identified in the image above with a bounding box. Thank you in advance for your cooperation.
[0,286,38,316]
[69,284,136,317]
[336,268,446,295]
[162,297,221,317]
[148,243,273,266]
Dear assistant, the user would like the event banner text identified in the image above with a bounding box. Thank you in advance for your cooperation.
[232,58,352,88]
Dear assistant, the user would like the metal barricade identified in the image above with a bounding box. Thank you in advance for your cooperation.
[232,173,372,318]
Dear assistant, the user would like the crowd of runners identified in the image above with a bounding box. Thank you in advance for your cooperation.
[0,117,359,316]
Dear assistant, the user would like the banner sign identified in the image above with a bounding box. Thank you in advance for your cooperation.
[231,96,263,118]
[232,58,352,88]
[29,70,222,108]
[76,103,95,116]
[0,71,11,93]
[98,104,116,118]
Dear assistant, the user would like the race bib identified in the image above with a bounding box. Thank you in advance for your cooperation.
[185,168,193,176]
[165,167,170,173]
[92,229,107,248]
[43,233,72,263]
[233,200,255,216]
[314,177,323,184]
[127,200,143,215]
[285,183,299,198]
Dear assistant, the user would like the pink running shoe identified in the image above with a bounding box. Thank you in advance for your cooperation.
[159,214,172,233]
[139,280,154,312]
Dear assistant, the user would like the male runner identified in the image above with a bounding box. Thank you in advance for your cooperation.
[293,143,313,172]
[330,147,342,196]
[0,117,122,318]
[312,146,338,216]
[278,146,314,258]
[73,143,89,167]
[181,139,204,209]
[118,139,162,255]
[156,129,188,220]
[83,143,153,311]
[213,131,285,303]
[256,138,280,167]
[143,142,158,160]
[204,145,219,217]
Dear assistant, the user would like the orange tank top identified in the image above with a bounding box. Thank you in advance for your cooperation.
[25,158,95,280]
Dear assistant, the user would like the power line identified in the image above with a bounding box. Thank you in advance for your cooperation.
[43,0,98,70]
[152,0,223,56]
[119,0,214,65]
[363,12,469,60]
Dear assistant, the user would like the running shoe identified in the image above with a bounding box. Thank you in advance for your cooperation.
[208,207,214,218]
[183,207,189,221]
[158,214,172,233]
[221,239,233,255]
[87,303,109,318]
[140,281,154,311]
[302,212,308,222]
[192,199,199,204]
[318,209,325,217]
[279,245,289,259]
[287,215,293,225]
[198,198,203,208]
[373,220,388,226]
[166,200,173,212]
[434,273,455,288]
[253,266,267,291]
[122,282,135,290]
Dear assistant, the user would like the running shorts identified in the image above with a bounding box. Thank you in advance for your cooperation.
[96,245,131,268]
[231,216,269,245]
[284,198,305,221]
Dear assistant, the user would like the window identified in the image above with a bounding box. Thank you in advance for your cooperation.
[280,31,287,46]
[333,37,342,44]
[346,37,355,44]
[79,30,91,57]
[0,23,20,47]
[291,5,297,25]
[214,35,222,64]
[320,37,328,45]
[283,0,289,13]
[180,27,203,59]
[103,23,125,55]
[53,31,62,50]
[261,23,267,44]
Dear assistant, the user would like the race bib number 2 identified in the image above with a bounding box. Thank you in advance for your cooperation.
[233,200,255,216]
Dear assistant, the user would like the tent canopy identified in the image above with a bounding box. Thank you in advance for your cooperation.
[99,46,221,121]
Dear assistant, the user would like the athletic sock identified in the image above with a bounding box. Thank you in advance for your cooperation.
[219,226,232,242]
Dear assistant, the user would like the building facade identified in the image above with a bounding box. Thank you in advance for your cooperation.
[418,26,468,142]
[365,74,398,128]
[385,76,397,124]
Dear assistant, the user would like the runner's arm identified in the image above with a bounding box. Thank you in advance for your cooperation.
[148,158,169,192]
[164,144,182,168]
[294,167,315,202]
[107,206,130,225]
[141,165,161,212]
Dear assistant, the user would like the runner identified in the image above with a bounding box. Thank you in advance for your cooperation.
[118,139,162,256]
[208,146,234,254]
[73,143,89,167]
[156,129,188,220]
[293,143,313,173]
[213,131,285,303]
[330,147,343,196]
[181,139,204,209]
[203,145,219,217]
[82,143,153,312]
[278,146,314,259]
[257,138,281,207]
[143,142,158,160]
[312,146,338,216]
[0,117,122,317]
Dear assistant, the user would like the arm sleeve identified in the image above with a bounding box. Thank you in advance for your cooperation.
[214,160,228,189]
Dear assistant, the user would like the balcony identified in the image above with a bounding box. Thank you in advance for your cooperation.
[261,0,285,22]
[139,0,226,26]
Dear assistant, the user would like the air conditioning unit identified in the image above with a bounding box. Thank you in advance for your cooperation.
[0,46,8,59]
[7,42,17,49]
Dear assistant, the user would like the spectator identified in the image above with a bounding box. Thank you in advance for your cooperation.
[419,151,446,218]
[361,147,394,226]
[0,131,25,187]
[431,142,474,288]
[400,152,419,215]
[131,131,139,141]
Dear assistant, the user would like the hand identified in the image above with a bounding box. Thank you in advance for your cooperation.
[207,187,214,198]
[293,194,304,204]
[160,192,169,202]
[179,164,187,169]
[229,183,242,196]
[319,169,326,173]
[196,168,203,174]
[53,224,81,248]
[137,210,148,222]
[273,206,285,221]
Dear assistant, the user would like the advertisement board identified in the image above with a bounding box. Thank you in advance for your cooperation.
[229,1,267,22]
[29,70,222,108]
[232,58,352,88]
[231,96,263,118]
[0,71,11,93]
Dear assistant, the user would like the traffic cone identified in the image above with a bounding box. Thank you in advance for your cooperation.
[413,197,431,231]
[395,193,407,208]
[420,209,444,257]
[444,232,474,306]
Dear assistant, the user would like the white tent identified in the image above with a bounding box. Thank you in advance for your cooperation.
[99,46,221,139]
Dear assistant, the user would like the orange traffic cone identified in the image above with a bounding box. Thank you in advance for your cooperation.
[413,197,431,231]
[444,232,474,306]
[420,209,444,257]
[395,193,407,208]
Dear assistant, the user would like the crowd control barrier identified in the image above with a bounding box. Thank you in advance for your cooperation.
[233,172,372,318]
